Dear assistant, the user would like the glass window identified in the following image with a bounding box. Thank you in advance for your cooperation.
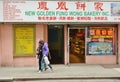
[87,27,115,55]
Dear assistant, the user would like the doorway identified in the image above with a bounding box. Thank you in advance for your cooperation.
[48,25,64,64]
[69,28,85,63]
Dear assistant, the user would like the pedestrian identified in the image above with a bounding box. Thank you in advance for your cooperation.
[36,40,45,73]
[40,40,53,72]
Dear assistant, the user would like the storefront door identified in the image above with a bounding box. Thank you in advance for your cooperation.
[69,28,86,63]
[48,25,64,64]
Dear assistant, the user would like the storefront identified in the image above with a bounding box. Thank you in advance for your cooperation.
[68,25,118,64]
[0,0,120,66]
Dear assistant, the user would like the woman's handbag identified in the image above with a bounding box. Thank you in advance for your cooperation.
[44,56,50,65]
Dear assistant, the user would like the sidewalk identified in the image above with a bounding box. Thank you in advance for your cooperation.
[0,64,120,81]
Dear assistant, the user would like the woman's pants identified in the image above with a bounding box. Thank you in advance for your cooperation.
[41,56,46,71]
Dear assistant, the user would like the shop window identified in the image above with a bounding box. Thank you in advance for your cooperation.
[87,27,115,55]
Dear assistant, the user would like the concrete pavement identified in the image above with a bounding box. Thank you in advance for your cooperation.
[0,64,120,81]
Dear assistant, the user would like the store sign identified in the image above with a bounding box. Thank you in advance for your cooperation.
[89,28,113,38]
[0,0,120,22]
[14,26,35,56]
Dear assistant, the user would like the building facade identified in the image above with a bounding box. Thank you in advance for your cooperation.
[0,0,120,66]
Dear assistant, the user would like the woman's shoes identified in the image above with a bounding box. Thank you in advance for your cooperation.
[38,70,41,73]
[45,67,48,71]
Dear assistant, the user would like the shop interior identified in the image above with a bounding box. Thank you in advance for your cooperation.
[69,28,85,63]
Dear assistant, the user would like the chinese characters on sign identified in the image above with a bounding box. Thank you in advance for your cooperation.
[1,1,120,22]
[89,28,113,38]
[37,2,104,11]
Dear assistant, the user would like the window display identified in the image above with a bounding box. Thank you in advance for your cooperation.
[88,42,113,55]
[69,28,85,63]
[70,29,85,55]
[87,27,115,55]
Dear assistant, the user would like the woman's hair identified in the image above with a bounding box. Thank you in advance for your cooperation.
[39,40,44,44]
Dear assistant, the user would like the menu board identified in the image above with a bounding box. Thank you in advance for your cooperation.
[14,25,35,56]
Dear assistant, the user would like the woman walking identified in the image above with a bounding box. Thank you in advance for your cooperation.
[36,40,45,73]
[39,40,53,72]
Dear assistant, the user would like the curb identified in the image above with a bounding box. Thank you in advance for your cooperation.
[0,76,120,82]
[0,78,13,82]
[11,76,120,81]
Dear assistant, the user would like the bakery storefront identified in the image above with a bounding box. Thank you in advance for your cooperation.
[0,1,120,66]
[68,25,117,64]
